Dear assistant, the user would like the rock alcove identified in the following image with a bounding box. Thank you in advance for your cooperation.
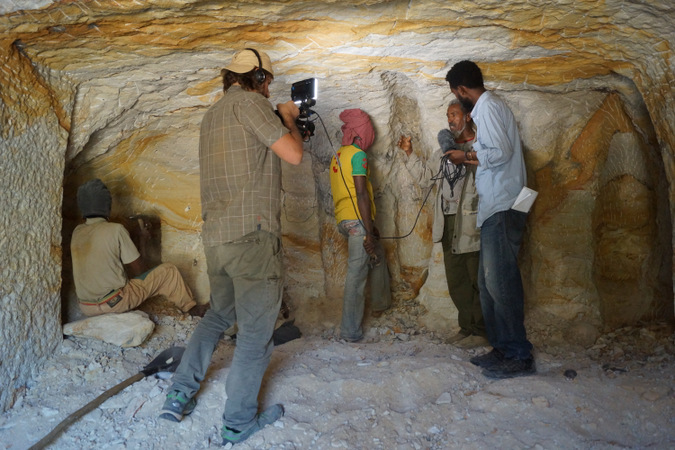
[1,0,673,414]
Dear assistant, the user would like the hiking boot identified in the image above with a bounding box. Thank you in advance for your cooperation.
[455,334,490,349]
[188,303,210,318]
[159,390,197,422]
[371,310,385,319]
[482,357,536,379]
[446,331,470,344]
[469,349,504,369]
[221,404,284,445]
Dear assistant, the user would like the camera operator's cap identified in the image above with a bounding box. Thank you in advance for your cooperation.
[225,48,274,77]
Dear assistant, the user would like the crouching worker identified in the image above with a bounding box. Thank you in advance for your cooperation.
[71,178,200,317]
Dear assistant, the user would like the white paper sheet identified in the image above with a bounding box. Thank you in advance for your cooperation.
[511,187,538,213]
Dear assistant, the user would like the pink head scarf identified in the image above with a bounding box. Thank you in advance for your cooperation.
[339,108,375,151]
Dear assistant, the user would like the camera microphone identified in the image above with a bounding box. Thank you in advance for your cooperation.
[437,129,457,152]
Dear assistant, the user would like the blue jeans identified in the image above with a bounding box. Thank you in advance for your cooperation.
[338,220,391,341]
[478,210,533,360]
[169,230,282,432]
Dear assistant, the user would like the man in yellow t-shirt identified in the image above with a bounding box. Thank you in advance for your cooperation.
[329,109,391,342]
[330,144,375,223]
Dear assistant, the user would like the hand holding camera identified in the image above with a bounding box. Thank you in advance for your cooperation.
[277,101,300,125]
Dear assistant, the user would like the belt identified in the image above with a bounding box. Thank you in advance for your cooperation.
[79,289,123,306]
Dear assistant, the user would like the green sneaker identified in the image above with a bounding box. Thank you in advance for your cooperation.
[221,404,284,445]
[159,390,197,422]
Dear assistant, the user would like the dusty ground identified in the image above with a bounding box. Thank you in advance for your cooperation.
[1,299,674,450]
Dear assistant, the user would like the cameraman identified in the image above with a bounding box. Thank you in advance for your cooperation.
[398,100,486,347]
[160,48,303,445]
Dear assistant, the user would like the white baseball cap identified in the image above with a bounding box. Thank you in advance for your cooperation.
[224,48,274,77]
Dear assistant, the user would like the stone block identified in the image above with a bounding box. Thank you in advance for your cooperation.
[63,311,155,347]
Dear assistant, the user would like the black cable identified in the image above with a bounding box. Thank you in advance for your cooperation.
[380,161,445,241]
[315,111,367,237]
[314,110,446,241]
[439,153,466,199]
[385,155,467,241]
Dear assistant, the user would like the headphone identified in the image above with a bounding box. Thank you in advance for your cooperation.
[245,48,266,84]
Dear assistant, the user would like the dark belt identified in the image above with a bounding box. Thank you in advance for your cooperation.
[79,289,122,307]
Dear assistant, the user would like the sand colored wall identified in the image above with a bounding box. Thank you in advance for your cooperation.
[0,0,673,411]
[0,41,68,411]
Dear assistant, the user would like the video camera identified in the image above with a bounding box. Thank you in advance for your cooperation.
[291,78,318,140]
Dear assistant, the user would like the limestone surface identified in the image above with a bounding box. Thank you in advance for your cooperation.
[63,311,155,348]
[1,0,673,413]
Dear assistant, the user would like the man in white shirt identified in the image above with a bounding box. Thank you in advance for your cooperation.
[445,60,535,379]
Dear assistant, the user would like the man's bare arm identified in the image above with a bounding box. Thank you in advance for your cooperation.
[271,101,304,165]
[125,257,145,279]
[354,175,376,255]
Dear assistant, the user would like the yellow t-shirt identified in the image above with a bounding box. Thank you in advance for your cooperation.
[329,145,376,224]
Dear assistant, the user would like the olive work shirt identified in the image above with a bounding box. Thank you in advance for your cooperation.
[71,218,140,301]
[199,85,288,247]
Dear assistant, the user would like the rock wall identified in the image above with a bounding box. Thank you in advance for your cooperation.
[0,40,68,412]
[1,0,673,411]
